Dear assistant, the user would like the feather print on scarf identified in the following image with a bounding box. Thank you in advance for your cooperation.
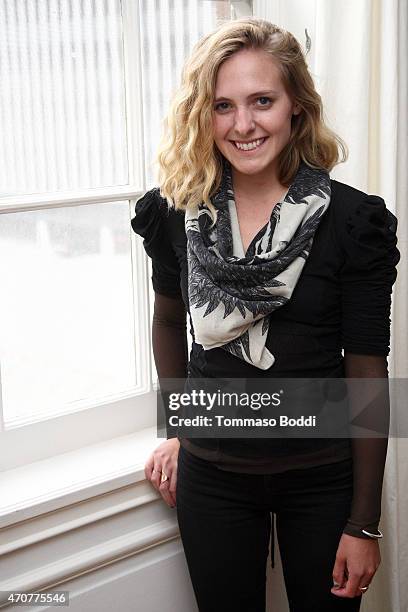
[185,159,331,369]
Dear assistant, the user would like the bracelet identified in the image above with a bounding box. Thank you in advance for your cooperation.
[361,528,383,539]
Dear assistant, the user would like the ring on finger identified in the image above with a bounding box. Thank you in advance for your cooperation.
[359,586,369,592]
[160,471,169,483]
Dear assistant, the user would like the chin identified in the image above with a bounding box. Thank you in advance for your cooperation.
[231,159,276,175]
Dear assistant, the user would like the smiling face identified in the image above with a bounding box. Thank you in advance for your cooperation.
[212,47,301,184]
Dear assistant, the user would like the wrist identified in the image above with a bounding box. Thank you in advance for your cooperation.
[343,520,383,540]
[167,436,180,447]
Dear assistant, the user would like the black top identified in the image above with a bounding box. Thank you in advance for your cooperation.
[131,179,398,366]
[131,178,399,537]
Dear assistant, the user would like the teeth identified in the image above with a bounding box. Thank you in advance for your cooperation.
[234,138,265,151]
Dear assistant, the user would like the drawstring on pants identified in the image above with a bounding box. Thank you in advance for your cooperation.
[270,512,275,569]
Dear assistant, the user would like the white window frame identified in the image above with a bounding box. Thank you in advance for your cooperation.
[0,0,156,471]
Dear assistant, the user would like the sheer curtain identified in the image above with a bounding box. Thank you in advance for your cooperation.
[253,1,408,610]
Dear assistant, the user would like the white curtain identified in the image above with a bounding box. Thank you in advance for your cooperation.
[253,1,408,610]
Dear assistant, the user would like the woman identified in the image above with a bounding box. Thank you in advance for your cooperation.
[131,18,399,612]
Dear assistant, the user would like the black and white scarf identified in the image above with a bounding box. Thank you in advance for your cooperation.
[185,159,331,370]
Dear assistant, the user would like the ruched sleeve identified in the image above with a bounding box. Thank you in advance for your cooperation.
[131,188,182,298]
[340,195,400,355]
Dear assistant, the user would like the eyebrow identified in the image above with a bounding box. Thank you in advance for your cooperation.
[214,90,280,103]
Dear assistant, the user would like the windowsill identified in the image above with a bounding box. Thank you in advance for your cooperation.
[0,426,164,529]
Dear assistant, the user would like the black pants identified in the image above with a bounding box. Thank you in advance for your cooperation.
[176,445,362,612]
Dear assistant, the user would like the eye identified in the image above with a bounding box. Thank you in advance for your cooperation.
[256,96,273,107]
[214,102,230,112]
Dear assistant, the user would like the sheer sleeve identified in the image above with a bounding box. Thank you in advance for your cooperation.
[153,293,188,440]
[152,292,188,380]
[342,355,390,538]
[131,188,182,298]
[339,195,400,539]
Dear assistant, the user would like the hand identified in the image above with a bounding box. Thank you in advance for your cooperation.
[144,438,180,508]
[331,533,381,598]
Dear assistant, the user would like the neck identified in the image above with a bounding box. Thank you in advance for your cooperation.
[231,166,286,204]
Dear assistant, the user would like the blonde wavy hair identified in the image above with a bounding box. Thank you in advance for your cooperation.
[156,17,347,222]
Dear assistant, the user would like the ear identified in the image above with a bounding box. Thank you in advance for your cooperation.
[292,103,302,116]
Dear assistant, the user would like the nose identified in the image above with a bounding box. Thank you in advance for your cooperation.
[233,106,256,136]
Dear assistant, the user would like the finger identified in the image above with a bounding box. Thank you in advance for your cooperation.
[168,462,178,506]
[159,480,175,507]
[159,465,176,506]
[331,557,347,594]
[163,482,176,507]
[150,465,163,490]
[357,570,375,596]
[158,460,177,506]
[144,454,154,481]
[332,573,363,598]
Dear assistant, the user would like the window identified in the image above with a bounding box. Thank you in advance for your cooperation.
[0,0,251,470]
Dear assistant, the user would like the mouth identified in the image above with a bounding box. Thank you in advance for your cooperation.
[230,136,268,152]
